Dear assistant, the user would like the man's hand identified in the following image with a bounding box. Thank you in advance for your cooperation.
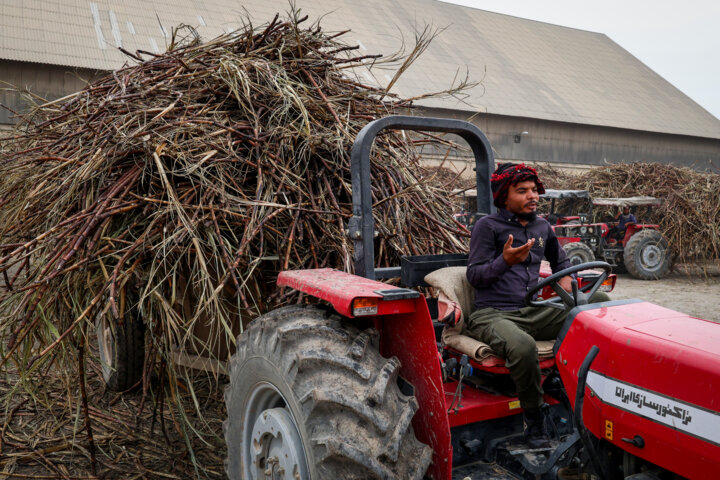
[502,234,535,265]
[558,275,574,293]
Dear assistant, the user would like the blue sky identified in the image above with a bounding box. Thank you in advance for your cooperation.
[442,0,720,120]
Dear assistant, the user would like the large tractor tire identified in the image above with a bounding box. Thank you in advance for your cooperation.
[563,242,595,266]
[224,305,432,480]
[95,290,145,391]
[624,229,671,280]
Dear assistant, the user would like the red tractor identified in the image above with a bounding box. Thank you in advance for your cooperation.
[222,117,719,479]
[541,190,671,280]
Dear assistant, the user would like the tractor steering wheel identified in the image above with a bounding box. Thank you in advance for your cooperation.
[525,261,612,311]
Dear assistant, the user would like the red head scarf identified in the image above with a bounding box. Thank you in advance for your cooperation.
[491,163,545,208]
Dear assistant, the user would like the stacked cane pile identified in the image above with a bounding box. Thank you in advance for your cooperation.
[538,162,720,267]
[0,13,470,477]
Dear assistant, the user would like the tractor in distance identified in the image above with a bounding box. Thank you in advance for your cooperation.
[540,189,672,280]
[222,117,719,479]
[451,187,482,230]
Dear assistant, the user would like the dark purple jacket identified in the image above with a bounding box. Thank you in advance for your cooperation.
[618,213,637,229]
[467,209,571,310]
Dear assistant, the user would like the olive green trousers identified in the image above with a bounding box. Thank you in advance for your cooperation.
[464,292,611,411]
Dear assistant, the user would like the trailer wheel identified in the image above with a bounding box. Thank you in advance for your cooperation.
[563,242,595,266]
[95,290,145,391]
[624,229,671,280]
[224,305,432,480]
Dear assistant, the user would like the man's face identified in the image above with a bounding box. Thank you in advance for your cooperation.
[623,206,630,214]
[505,179,539,215]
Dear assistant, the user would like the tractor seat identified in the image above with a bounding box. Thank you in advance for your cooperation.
[424,267,555,373]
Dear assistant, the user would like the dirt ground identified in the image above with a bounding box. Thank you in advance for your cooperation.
[609,268,720,322]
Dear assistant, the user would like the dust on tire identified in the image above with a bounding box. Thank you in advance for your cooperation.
[563,242,595,266]
[224,305,432,479]
[624,229,671,280]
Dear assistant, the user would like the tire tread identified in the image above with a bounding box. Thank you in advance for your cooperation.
[224,306,431,480]
[624,229,671,280]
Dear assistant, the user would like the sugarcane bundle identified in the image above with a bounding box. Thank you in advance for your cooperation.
[0,11,470,402]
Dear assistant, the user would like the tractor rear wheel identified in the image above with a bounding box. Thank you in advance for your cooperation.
[224,305,431,480]
[624,229,671,280]
[563,242,595,266]
[95,290,145,391]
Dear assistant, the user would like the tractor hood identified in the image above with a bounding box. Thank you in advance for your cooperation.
[624,314,720,359]
[556,300,720,478]
[604,311,720,414]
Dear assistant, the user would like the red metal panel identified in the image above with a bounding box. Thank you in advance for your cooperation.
[625,315,720,360]
[380,298,452,480]
[606,312,720,411]
[558,302,720,479]
[444,380,522,427]
[622,224,659,244]
[277,268,414,318]
[599,398,720,479]
[601,317,720,478]
[557,237,581,247]
[444,379,560,428]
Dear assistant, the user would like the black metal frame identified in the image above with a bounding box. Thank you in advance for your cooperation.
[574,346,609,479]
[347,116,495,280]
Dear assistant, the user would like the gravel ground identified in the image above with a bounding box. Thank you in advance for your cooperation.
[609,269,720,322]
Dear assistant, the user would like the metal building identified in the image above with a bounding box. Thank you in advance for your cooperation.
[2,0,719,171]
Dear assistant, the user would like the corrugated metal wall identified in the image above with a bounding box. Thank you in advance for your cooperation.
[0,60,101,125]
[419,107,720,173]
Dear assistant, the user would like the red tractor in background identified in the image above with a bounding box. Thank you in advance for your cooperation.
[223,116,720,479]
[541,190,671,280]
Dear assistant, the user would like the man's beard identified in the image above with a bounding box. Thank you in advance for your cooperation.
[516,211,537,222]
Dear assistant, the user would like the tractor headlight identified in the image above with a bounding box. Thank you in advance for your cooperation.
[598,277,616,292]
[352,297,378,316]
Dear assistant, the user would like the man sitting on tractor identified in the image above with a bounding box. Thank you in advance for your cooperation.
[465,163,610,447]
[606,205,636,245]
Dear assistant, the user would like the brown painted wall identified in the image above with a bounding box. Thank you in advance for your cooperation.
[0,60,103,125]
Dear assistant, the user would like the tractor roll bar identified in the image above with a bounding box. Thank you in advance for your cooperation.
[348,115,495,280]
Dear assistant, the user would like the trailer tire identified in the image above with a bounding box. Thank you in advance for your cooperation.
[563,242,595,266]
[95,290,145,391]
[224,305,431,480]
[624,229,671,280]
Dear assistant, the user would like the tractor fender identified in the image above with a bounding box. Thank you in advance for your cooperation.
[277,268,452,480]
[278,268,419,318]
[622,223,659,243]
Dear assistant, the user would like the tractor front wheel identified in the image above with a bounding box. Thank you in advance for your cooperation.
[224,305,431,480]
[563,242,595,266]
[624,229,671,280]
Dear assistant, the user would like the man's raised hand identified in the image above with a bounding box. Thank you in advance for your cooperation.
[502,234,535,265]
